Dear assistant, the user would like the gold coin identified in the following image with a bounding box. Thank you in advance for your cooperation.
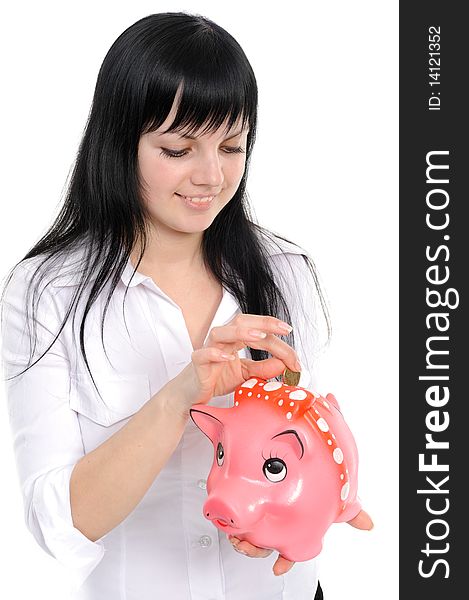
[282,368,301,387]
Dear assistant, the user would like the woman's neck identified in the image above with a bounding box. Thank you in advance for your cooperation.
[130,226,206,279]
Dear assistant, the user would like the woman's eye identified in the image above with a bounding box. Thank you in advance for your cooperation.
[223,146,245,154]
[160,148,188,158]
[160,146,245,159]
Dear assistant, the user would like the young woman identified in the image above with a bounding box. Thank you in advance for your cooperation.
[0,12,371,599]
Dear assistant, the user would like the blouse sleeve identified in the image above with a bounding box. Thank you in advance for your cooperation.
[269,251,326,392]
[0,262,105,592]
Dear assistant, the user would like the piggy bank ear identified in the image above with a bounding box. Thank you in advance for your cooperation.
[325,393,341,412]
[190,406,224,443]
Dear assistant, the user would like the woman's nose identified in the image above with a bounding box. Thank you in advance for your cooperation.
[190,153,224,188]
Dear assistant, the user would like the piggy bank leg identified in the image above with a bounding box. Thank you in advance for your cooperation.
[335,500,362,524]
[344,509,374,530]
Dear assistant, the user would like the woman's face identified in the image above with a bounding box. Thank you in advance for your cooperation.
[137,110,249,236]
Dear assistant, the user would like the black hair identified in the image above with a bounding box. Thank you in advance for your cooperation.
[0,12,330,396]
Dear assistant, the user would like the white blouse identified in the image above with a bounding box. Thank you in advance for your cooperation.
[1,232,321,600]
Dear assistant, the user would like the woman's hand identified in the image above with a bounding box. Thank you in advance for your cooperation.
[169,314,301,418]
[227,535,290,576]
[228,509,374,576]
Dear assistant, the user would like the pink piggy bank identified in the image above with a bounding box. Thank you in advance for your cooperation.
[190,377,362,562]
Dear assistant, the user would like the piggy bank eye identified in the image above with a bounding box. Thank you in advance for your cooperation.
[216,442,224,466]
[263,458,287,482]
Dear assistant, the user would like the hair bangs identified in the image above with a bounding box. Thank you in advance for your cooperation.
[141,21,257,139]
[162,77,254,138]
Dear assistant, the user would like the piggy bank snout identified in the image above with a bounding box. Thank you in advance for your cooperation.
[204,497,237,527]
[203,495,262,531]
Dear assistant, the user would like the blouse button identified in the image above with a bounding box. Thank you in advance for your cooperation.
[199,535,212,548]
[197,479,207,489]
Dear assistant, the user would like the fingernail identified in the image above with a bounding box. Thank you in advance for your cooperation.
[295,359,302,371]
[278,322,293,333]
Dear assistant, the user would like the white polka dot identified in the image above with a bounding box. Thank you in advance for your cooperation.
[316,418,329,432]
[238,390,242,395]
[264,395,269,400]
[235,401,239,406]
[314,409,319,414]
[278,399,283,406]
[327,439,332,446]
[333,448,344,464]
[286,412,292,420]
[341,482,350,501]
[247,392,252,396]
[263,381,283,391]
[241,378,258,388]
[289,389,307,400]
[289,402,295,407]
[257,394,261,398]
[323,400,329,408]
[340,473,344,480]
[259,383,264,386]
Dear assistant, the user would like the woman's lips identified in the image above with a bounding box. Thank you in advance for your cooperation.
[178,194,214,203]
[176,192,215,210]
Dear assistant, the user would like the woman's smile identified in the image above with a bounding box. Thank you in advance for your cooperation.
[176,192,216,211]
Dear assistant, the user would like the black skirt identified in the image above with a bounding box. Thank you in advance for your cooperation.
[314,581,324,599]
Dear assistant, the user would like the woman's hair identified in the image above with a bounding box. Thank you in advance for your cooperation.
[1,12,330,395]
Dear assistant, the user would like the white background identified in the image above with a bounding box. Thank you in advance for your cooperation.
[0,1,398,598]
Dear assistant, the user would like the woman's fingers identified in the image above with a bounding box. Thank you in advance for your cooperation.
[206,316,292,348]
[227,314,293,336]
[228,535,295,577]
[187,314,301,405]
[207,324,301,372]
[229,536,273,558]
[240,357,288,381]
[191,346,237,366]
[211,318,292,340]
